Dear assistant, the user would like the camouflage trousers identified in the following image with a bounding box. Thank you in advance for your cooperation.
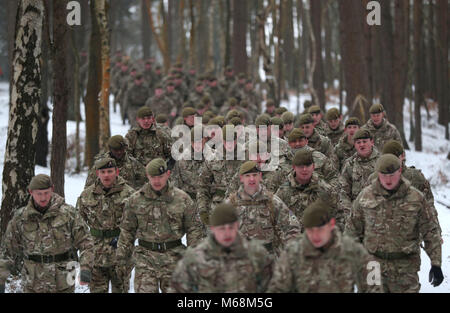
[90,265,123,293]
[375,254,421,293]
[22,261,75,293]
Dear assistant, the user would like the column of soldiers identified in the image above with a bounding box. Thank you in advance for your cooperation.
[0,53,444,292]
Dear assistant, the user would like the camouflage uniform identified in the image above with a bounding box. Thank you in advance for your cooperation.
[268,229,382,293]
[77,177,135,293]
[172,155,205,201]
[0,194,94,293]
[115,182,203,293]
[275,172,342,231]
[345,177,442,293]
[145,94,175,117]
[84,151,146,190]
[125,124,173,166]
[188,90,211,107]
[338,148,380,221]
[225,185,301,255]
[324,123,345,146]
[206,85,227,110]
[307,130,339,165]
[165,89,183,113]
[314,120,328,136]
[124,83,150,126]
[170,234,273,293]
[334,134,356,172]
[361,119,402,152]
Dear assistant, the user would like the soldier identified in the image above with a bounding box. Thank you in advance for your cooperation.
[186,67,197,89]
[125,106,173,167]
[145,84,176,120]
[361,103,402,151]
[221,66,236,93]
[206,76,227,110]
[270,117,285,139]
[165,81,183,112]
[143,60,156,89]
[275,150,341,232]
[338,129,380,222]
[345,154,443,292]
[153,65,163,84]
[225,161,301,255]
[173,72,189,102]
[268,199,382,293]
[0,174,94,293]
[281,111,295,138]
[274,107,288,118]
[188,81,211,106]
[335,117,360,171]
[196,96,214,117]
[219,97,239,116]
[124,73,150,127]
[228,72,246,100]
[324,108,345,146]
[115,158,203,293]
[77,158,135,293]
[242,79,261,116]
[181,107,197,130]
[155,113,171,136]
[85,135,146,190]
[170,203,273,293]
[308,105,327,136]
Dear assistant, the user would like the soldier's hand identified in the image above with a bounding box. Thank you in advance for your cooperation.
[429,266,444,287]
[0,284,5,293]
[79,269,91,285]
[199,211,210,225]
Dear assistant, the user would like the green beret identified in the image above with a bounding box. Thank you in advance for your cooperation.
[271,117,284,128]
[275,107,288,115]
[28,174,53,191]
[376,154,401,174]
[201,96,212,104]
[303,100,313,110]
[239,161,260,175]
[155,83,163,90]
[195,101,207,110]
[155,114,168,123]
[255,114,271,126]
[238,73,246,79]
[308,105,321,114]
[182,107,197,118]
[208,116,225,127]
[288,128,306,142]
[174,62,183,68]
[137,107,153,118]
[281,111,295,124]
[226,109,242,121]
[353,129,372,141]
[108,135,127,150]
[202,115,212,124]
[266,99,275,107]
[345,117,361,127]
[382,140,404,157]
[229,117,242,126]
[369,103,385,114]
[166,81,175,87]
[239,100,248,108]
[210,203,238,227]
[191,126,203,142]
[293,150,313,166]
[195,80,203,87]
[298,113,314,126]
[228,98,238,107]
[95,157,117,170]
[146,158,168,176]
[222,125,236,142]
[303,199,332,228]
[135,73,143,80]
[174,116,184,125]
[183,101,195,109]
[325,108,340,121]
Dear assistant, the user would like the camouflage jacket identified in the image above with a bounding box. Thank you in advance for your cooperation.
[165,90,183,113]
[361,119,402,152]
[275,172,342,231]
[334,134,356,172]
[84,151,146,190]
[170,234,273,293]
[77,177,135,267]
[314,120,328,136]
[227,82,245,100]
[206,86,227,109]
[125,124,173,166]
[0,194,94,292]
[345,177,442,266]
[338,148,380,220]
[225,185,301,254]
[324,123,345,146]
[172,156,206,200]
[268,229,382,293]
[145,94,175,117]
[116,182,203,266]
[124,83,150,110]
[307,130,339,165]
[188,90,212,107]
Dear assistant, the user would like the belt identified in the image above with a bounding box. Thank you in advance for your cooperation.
[373,251,413,260]
[25,250,77,264]
[90,228,120,239]
[263,242,273,253]
[138,239,182,252]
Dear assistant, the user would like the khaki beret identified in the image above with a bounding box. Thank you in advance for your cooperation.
[281,111,295,124]
[353,129,372,141]
[308,105,321,114]
[325,108,340,121]
[137,107,153,118]
[228,98,238,107]
[303,199,332,228]
[95,157,117,170]
[108,135,127,150]
[146,158,168,176]
[229,117,242,126]
[293,150,314,166]
[239,100,248,108]
[239,161,260,175]
[345,117,361,127]
[376,154,401,174]
[266,99,275,107]
[275,107,288,115]
[303,100,313,110]
[382,140,404,157]
[298,113,314,126]
[238,73,246,79]
[210,203,238,227]
[155,114,168,124]
[226,109,242,121]
[271,117,284,128]
[182,107,197,118]
[255,114,272,126]
[369,103,385,114]
[288,128,306,142]
[28,174,53,191]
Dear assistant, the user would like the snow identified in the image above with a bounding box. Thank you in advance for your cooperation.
[0,82,449,292]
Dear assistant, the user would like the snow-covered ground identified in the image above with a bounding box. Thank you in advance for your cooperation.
[0,82,449,292]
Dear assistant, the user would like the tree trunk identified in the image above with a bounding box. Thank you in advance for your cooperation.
[71,30,81,173]
[324,2,333,89]
[145,0,170,73]
[1,0,43,238]
[414,0,424,151]
[141,0,151,59]
[309,0,325,109]
[224,0,232,68]
[232,0,247,74]
[435,0,448,139]
[427,1,437,100]
[188,0,196,68]
[282,0,295,89]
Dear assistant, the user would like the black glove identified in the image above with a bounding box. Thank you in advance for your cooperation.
[80,270,91,284]
[429,265,444,287]
[0,284,5,293]
[166,156,176,171]
[110,236,119,249]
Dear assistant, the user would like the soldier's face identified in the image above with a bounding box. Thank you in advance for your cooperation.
[311,113,322,125]
[29,187,54,208]
[284,123,294,132]
[345,125,360,137]
[137,115,154,129]
[96,167,119,188]
[110,148,125,160]
[148,171,171,191]
[266,106,275,113]
[184,115,195,126]
[300,124,314,138]
[327,118,340,130]
[155,69,161,75]
[293,164,314,182]
[195,85,204,92]
[225,70,233,77]
[245,83,253,90]
[210,221,239,247]
[145,64,152,70]
[305,218,336,248]
[121,66,128,72]
[354,138,374,157]
[155,88,164,96]
[189,69,196,75]
[240,172,262,193]
[378,168,402,190]
[209,80,217,87]
[167,86,175,93]
[135,78,143,86]
[288,138,308,149]
[370,112,384,126]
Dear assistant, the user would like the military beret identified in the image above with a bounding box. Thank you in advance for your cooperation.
[226,109,242,121]
[146,158,168,176]
[228,98,238,107]
[303,100,313,110]
[288,128,306,142]
[266,99,275,107]
[137,107,153,118]
[182,100,195,109]
[369,103,385,114]
[222,125,236,142]
[293,149,314,166]
[202,115,212,124]
[353,129,372,141]
[155,65,162,69]
[281,111,295,124]
[325,108,340,121]
[229,117,242,126]
[95,157,117,170]
[208,116,225,127]
[130,66,137,72]
[275,107,288,115]
[255,114,272,126]
[174,62,183,68]
[382,140,404,157]
[271,117,284,128]
[135,73,143,80]
[173,72,182,79]
[239,161,260,175]
[155,114,168,124]
[345,117,361,127]
[303,199,332,228]
[203,111,216,120]
[108,135,127,150]
[209,76,217,81]
[376,153,401,174]
[174,116,184,125]
[225,66,233,72]
[297,113,314,126]
[195,80,203,87]
[201,96,212,104]
[28,174,53,191]
[210,203,238,227]
[308,105,321,114]
[238,73,246,79]
[245,79,253,84]
[166,81,175,87]
[195,101,207,110]
[182,107,197,118]
[191,126,204,142]
[239,100,248,108]
[155,83,163,89]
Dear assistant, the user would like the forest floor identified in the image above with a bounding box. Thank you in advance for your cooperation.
[0,82,449,292]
